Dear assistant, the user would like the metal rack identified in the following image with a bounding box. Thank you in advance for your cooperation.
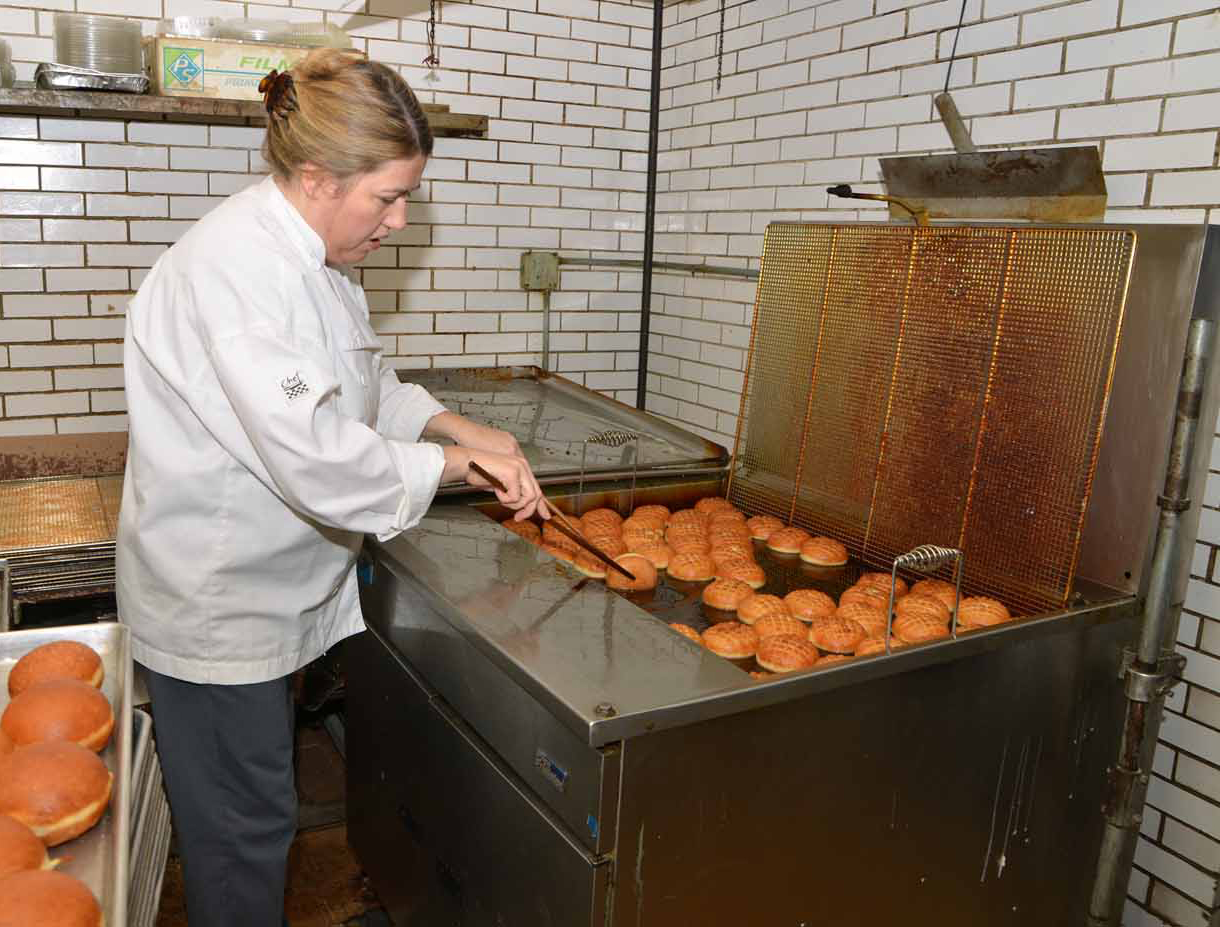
[0,475,122,625]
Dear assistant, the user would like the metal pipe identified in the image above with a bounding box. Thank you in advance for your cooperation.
[933,92,978,154]
[540,290,551,373]
[636,0,663,411]
[0,559,10,632]
[1087,317,1214,926]
[559,256,759,280]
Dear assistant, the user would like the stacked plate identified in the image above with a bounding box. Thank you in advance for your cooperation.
[214,18,292,43]
[156,16,221,39]
[281,22,353,49]
[53,13,143,75]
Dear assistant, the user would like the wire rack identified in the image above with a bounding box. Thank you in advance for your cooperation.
[728,223,1136,614]
[0,476,121,616]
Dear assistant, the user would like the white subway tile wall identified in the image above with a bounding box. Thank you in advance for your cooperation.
[5,0,1220,920]
[0,0,657,434]
[652,2,1220,923]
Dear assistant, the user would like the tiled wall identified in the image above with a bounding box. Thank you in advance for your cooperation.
[0,0,655,436]
[5,0,1220,921]
[651,1,1220,923]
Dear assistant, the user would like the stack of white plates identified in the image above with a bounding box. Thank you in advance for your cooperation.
[281,22,352,49]
[215,18,292,43]
[156,17,221,39]
[53,13,143,75]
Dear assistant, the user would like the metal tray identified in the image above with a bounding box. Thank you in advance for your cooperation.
[129,708,153,853]
[35,62,149,94]
[0,623,132,926]
[129,766,170,927]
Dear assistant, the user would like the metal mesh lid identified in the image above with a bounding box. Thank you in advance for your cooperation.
[728,223,1135,614]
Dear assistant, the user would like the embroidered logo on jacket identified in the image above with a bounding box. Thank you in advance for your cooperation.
[280,372,309,402]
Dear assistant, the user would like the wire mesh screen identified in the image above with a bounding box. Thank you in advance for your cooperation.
[0,477,113,552]
[728,223,1136,614]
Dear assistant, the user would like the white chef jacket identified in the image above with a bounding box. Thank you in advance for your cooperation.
[117,175,447,685]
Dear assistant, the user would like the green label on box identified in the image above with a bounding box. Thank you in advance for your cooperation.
[163,46,204,92]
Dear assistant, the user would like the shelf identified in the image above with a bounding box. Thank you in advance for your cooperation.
[0,85,488,137]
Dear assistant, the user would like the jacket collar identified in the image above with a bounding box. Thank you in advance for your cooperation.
[260,175,327,271]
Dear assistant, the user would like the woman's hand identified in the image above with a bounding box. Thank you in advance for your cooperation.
[426,412,523,459]
[441,446,548,521]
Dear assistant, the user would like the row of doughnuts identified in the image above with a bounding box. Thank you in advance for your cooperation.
[501,495,1016,672]
[0,640,112,925]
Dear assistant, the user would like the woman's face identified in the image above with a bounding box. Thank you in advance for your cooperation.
[319,155,426,265]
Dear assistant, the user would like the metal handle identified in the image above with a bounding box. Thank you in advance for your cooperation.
[884,545,965,653]
[578,430,642,514]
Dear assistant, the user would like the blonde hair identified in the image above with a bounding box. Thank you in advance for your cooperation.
[262,48,433,181]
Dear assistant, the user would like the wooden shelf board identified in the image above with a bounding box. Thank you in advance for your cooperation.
[0,85,487,136]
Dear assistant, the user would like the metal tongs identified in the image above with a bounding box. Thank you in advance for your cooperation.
[469,461,635,582]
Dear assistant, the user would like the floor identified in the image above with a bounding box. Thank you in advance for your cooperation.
[154,714,387,927]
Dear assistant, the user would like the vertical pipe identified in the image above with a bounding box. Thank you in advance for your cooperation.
[0,558,10,632]
[1087,318,1214,926]
[541,290,551,374]
[636,0,662,411]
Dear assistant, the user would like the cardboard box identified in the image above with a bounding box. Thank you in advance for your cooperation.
[145,36,312,102]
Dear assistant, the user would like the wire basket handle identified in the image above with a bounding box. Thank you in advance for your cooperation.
[884,544,965,653]
[577,431,642,514]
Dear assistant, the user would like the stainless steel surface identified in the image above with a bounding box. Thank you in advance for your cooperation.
[368,479,1135,751]
[879,146,1108,221]
[1077,224,1220,596]
[610,611,1132,925]
[0,622,132,926]
[408,367,727,491]
[348,628,611,927]
[1088,317,1215,925]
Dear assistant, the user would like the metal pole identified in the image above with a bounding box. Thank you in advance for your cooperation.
[636,0,662,411]
[1087,317,1214,925]
[540,290,551,373]
[0,559,10,632]
[559,256,759,280]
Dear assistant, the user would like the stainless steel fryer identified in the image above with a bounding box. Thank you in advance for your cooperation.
[346,222,1220,926]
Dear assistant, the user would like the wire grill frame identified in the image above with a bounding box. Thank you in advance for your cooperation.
[727,222,1136,614]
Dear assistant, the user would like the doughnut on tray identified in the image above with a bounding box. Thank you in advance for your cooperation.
[0,622,132,925]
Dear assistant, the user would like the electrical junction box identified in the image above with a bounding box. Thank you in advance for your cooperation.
[520,252,560,292]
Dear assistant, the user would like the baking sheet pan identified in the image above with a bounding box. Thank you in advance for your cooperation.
[0,622,132,926]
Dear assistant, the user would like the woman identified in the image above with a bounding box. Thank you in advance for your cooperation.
[116,49,545,926]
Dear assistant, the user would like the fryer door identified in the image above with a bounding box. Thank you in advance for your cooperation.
[347,629,612,927]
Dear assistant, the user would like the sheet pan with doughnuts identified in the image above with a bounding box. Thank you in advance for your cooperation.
[0,631,126,924]
[492,495,1016,677]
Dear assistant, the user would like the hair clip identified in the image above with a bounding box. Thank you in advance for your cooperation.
[259,69,297,119]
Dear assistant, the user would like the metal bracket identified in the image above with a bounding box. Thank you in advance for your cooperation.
[1156,494,1191,513]
[1117,647,1186,702]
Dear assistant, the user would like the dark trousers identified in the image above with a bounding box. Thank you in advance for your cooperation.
[142,665,297,927]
